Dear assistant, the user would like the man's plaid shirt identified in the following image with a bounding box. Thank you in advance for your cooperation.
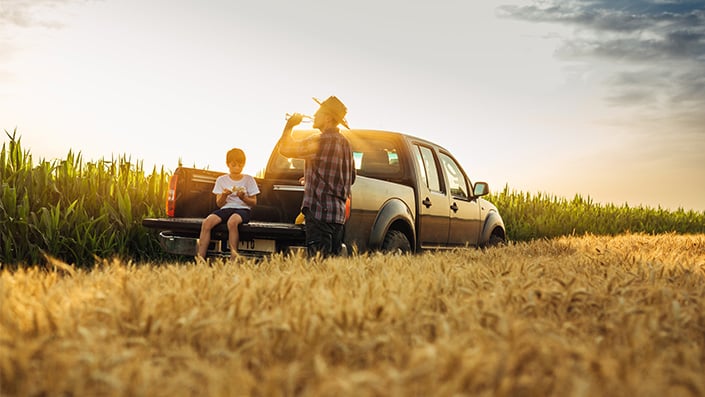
[300,128,356,224]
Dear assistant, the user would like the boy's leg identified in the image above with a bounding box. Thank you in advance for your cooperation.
[197,214,223,259]
[226,213,244,257]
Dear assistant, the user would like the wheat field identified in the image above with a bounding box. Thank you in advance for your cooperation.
[1,233,704,397]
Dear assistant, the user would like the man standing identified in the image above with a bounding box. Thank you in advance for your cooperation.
[279,96,356,257]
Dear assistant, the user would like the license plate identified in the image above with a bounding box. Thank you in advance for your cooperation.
[238,239,275,253]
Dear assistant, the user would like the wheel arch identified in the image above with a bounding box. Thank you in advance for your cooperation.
[368,198,416,251]
[480,211,506,245]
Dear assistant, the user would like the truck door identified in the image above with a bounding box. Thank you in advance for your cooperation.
[413,144,449,247]
[438,152,482,247]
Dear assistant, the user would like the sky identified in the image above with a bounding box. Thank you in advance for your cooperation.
[1,0,704,211]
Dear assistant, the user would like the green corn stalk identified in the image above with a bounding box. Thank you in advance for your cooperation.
[2,131,175,267]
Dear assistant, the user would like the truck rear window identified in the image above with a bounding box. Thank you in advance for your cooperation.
[347,135,402,178]
[269,131,403,180]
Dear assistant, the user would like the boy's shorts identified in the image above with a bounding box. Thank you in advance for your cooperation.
[212,208,251,224]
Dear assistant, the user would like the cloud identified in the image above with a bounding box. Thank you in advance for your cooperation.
[0,0,80,28]
[498,0,705,134]
[0,0,99,82]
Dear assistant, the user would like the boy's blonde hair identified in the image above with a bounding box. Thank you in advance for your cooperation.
[226,148,246,165]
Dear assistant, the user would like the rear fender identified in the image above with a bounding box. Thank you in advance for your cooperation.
[369,199,415,249]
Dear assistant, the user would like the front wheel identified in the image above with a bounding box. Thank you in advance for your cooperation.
[381,230,411,254]
[484,233,506,248]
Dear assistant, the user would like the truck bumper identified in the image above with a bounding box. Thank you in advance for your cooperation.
[156,231,348,258]
[158,231,199,256]
[157,231,289,258]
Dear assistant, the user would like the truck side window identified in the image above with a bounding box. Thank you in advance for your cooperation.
[350,138,401,178]
[415,145,442,192]
[439,152,469,199]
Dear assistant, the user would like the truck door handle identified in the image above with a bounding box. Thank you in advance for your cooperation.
[422,197,432,208]
[450,202,458,212]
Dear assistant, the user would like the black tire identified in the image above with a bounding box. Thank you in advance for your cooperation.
[485,233,506,248]
[381,230,411,254]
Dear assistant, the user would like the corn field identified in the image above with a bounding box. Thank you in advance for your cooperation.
[489,187,705,241]
[2,233,704,396]
[1,130,172,267]
[1,130,704,268]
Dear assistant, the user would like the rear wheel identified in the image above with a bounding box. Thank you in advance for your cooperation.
[381,230,411,254]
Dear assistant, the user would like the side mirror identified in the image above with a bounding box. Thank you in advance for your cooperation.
[473,181,489,197]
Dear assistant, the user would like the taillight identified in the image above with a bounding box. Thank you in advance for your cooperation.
[345,195,351,221]
[166,174,178,217]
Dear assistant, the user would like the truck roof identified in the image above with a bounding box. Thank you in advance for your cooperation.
[291,128,447,153]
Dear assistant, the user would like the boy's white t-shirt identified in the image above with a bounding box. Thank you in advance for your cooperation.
[212,174,260,209]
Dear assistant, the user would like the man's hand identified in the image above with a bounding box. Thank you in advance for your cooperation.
[280,112,316,157]
[285,113,303,130]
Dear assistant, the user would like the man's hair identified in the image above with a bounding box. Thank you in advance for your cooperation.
[226,148,246,165]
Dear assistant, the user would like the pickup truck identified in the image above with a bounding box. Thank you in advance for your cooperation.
[142,129,506,257]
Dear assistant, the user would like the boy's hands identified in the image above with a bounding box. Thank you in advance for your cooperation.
[216,188,230,207]
[217,187,248,207]
[224,186,246,198]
